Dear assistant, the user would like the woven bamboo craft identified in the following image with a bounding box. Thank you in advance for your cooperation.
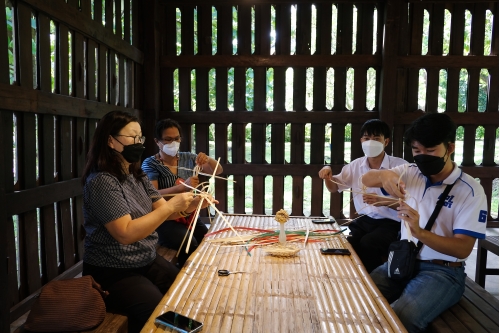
[141,214,407,333]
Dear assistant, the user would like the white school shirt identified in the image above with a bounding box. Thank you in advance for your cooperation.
[334,153,407,221]
[390,163,487,262]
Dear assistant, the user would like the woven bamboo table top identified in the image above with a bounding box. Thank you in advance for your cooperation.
[141,214,407,333]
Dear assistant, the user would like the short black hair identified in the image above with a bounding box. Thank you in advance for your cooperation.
[404,113,456,147]
[155,119,182,140]
[360,119,391,139]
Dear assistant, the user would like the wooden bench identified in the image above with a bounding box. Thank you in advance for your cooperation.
[428,277,499,333]
[10,246,178,333]
[475,236,499,288]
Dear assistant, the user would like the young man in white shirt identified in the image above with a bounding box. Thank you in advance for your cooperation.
[319,119,407,272]
[361,113,487,333]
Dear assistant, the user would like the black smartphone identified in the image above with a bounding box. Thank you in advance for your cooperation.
[320,248,351,255]
[312,219,334,224]
[155,311,203,333]
[312,216,336,224]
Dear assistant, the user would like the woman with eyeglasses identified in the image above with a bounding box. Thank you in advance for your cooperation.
[141,118,223,267]
[81,111,214,333]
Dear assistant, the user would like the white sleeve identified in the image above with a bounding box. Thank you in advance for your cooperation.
[333,164,354,192]
[453,187,487,239]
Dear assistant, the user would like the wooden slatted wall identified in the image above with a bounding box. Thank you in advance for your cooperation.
[156,0,498,225]
[159,1,382,219]
[0,0,142,330]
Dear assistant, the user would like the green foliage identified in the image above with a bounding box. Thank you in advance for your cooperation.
[6,6,15,84]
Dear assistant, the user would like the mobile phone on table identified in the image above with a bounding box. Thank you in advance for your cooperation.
[320,248,351,255]
[155,311,203,333]
[312,216,336,224]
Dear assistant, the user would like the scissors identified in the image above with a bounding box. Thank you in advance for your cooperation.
[217,269,247,276]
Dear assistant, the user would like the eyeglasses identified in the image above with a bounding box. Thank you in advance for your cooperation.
[161,136,181,144]
[115,135,146,144]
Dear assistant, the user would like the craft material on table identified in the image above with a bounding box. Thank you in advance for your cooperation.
[142,214,408,333]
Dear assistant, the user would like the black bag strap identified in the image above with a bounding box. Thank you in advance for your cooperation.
[415,181,456,252]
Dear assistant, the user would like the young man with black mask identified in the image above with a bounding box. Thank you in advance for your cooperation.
[361,113,487,333]
[319,119,407,273]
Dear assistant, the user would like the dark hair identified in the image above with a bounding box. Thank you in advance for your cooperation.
[360,119,391,139]
[404,113,456,148]
[155,119,182,140]
[81,110,145,184]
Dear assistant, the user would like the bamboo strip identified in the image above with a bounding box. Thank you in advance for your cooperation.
[345,242,406,332]
[201,217,243,331]
[312,241,353,332]
[141,238,218,331]
[296,220,322,332]
[214,215,253,330]
[326,260,352,333]
[338,252,388,332]
[338,254,378,333]
[253,218,268,333]
[335,257,365,333]
[267,216,287,333]
[320,243,361,333]
[277,255,293,333]
[219,215,253,332]
[296,217,321,332]
[288,245,306,332]
[167,232,221,315]
[161,214,231,329]
[261,216,276,333]
[241,216,262,333]
[305,240,337,333]
[322,233,358,333]
[257,217,274,333]
[312,238,347,333]
[339,253,370,333]
[189,216,237,326]
[288,218,309,332]
[232,216,258,333]
[175,242,220,322]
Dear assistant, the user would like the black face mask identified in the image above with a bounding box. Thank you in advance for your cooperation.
[413,149,448,177]
[113,138,145,163]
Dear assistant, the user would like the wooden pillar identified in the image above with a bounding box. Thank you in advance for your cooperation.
[141,0,162,158]
[379,0,402,133]
[379,0,403,160]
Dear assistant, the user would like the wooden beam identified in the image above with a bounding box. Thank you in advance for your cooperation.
[5,178,82,216]
[166,0,382,4]
[165,110,498,126]
[222,164,344,177]
[219,164,498,178]
[161,55,380,68]
[399,55,498,68]
[393,112,499,126]
[169,110,378,123]
[460,166,500,179]
[0,83,139,119]
[18,0,143,64]
[408,0,494,2]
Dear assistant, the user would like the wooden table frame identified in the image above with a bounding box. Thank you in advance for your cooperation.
[141,214,407,333]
